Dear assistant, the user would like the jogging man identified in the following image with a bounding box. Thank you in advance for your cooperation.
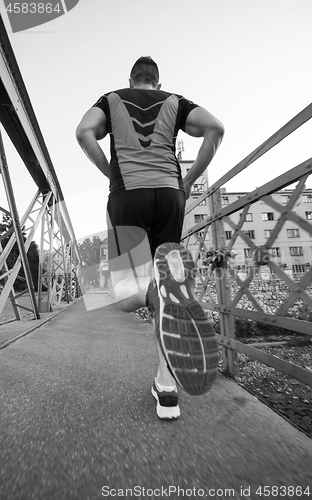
[76,56,224,420]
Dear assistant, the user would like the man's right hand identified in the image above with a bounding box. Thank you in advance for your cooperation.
[183,180,192,200]
[183,107,224,190]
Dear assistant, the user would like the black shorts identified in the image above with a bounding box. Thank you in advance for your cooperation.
[107,188,185,271]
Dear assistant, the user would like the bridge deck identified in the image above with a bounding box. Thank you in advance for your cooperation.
[0,295,311,500]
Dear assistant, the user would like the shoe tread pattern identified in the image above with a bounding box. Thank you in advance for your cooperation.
[155,243,219,396]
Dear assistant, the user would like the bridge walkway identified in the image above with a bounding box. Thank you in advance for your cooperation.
[0,295,311,500]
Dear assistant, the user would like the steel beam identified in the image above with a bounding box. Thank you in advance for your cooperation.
[0,128,39,318]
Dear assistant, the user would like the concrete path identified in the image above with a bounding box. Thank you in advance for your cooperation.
[0,295,311,500]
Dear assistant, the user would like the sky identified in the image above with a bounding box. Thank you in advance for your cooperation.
[0,0,311,241]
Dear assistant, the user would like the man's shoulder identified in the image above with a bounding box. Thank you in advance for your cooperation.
[111,88,174,99]
[106,88,188,102]
[96,88,195,103]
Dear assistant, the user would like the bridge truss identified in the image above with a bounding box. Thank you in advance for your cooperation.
[0,14,81,320]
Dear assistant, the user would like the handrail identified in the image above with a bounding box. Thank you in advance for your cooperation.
[185,103,312,215]
[182,103,312,388]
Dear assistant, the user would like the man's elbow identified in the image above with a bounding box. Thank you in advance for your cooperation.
[217,123,225,148]
[75,124,83,144]
[75,124,93,146]
[204,120,225,145]
[214,120,225,141]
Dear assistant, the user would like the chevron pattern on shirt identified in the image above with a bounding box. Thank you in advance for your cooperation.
[122,99,166,148]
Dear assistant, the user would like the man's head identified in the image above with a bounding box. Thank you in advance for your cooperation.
[129,56,161,90]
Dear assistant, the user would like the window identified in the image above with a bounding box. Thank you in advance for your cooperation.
[271,247,281,257]
[192,184,204,193]
[305,211,312,220]
[222,196,229,206]
[303,194,312,203]
[240,212,253,222]
[264,230,273,239]
[293,264,305,273]
[287,228,300,238]
[245,230,255,239]
[194,214,205,223]
[225,231,232,239]
[290,246,303,256]
[281,195,290,205]
[193,197,207,206]
[262,212,274,221]
[244,248,252,258]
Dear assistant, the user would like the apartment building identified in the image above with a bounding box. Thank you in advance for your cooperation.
[180,160,312,277]
[181,160,211,258]
[221,188,312,277]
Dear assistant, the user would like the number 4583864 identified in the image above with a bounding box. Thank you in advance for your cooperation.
[255,486,310,497]
[5,3,62,14]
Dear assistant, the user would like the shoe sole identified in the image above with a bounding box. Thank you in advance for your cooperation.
[154,242,219,395]
[151,385,181,419]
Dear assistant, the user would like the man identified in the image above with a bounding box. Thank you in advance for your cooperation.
[76,56,224,420]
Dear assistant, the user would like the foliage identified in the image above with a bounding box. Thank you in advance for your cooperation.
[0,214,39,291]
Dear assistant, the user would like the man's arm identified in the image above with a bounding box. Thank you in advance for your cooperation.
[76,107,110,178]
[183,107,224,198]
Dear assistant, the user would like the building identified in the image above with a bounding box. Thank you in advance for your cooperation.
[220,188,312,278]
[180,160,211,261]
[179,159,312,278]
[99,238,109,289]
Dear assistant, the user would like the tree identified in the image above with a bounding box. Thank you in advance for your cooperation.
[78,236,102,286]
[0,214,39,291]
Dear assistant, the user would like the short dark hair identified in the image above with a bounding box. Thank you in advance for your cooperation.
[130,56,159,87]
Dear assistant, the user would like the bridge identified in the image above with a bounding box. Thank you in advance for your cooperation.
[0,13,311,500]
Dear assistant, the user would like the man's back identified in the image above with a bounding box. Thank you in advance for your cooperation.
[93,88,198,194]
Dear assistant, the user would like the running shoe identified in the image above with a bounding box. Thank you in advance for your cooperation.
[147,242,219,396]
[151,379,180,419]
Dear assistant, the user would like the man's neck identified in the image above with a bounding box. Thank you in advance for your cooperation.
[132,84,156,90]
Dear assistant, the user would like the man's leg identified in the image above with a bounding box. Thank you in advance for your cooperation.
[111,259,177,390]
[107,190,197,419]
[155,343,177,387]
[111,256,175,379]
[111,262,152,312]
[147,242,219,397]
[107,199,153,312]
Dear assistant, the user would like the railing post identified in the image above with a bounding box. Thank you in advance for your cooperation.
[209,188,237,379]
[0,239,21,320]
[38,206,48,312]
[0,128,40,319]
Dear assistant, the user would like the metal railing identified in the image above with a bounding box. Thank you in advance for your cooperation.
[182,103,312,387]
